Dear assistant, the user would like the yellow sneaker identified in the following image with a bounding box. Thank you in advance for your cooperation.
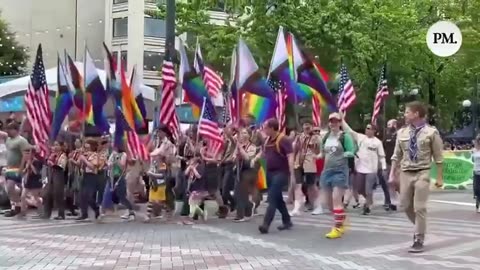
[325,227,344,239]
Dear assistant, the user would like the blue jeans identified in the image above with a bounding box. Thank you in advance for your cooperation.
[262,171,291,227]
[114,176,133,211]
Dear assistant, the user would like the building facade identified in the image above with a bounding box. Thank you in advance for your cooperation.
[104,0,167,89]
[103,0,232,89]
[0,0,105,69]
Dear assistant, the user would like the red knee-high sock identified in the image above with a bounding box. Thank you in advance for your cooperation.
[333,208,346,228]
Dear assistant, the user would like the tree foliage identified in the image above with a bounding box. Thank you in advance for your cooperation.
[0,14,28,77]
[148,0,480,131]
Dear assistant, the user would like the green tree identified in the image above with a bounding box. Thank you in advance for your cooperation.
[148,0,480,131]
[0,14,28,77]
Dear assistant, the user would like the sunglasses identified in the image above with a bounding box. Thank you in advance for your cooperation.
[366,126,372,130]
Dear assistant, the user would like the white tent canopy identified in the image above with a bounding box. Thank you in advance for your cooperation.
[0,61,156,101]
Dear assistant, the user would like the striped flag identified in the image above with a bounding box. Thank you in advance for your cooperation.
[158,58,180,141]
[116,107,149,161]
[198,97,224,155]
[312,95,322,127]
[25,44,51,157]
[269,78,287,133]
[371,64,389,125]
[337,63,356,113]
[194,43,224,99]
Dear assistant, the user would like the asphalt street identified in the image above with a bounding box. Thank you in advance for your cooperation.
[0,191,479,270]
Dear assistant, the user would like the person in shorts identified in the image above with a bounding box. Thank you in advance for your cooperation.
[2,122,30,217]
[318,113,356,239]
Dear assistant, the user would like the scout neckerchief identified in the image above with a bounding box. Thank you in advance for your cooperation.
[408,122,426,162]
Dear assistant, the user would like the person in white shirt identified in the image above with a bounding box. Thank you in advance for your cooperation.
[343,122,387,215]
[472,135,480,212]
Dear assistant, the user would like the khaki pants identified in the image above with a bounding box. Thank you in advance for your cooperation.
[399,169,430,241]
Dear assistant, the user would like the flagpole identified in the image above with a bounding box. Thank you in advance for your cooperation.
[81,43,87,141]
[235,45,241,194]
[287,32,299,131]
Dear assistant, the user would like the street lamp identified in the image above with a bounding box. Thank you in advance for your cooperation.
[462,99,472,108]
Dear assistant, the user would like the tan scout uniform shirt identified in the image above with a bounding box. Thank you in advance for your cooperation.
[294,133,321,173]
[391,125,444,171]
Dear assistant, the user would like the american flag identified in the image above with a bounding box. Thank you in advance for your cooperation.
[371,64,389,125]
[25,45,51,157]
[198,98,224,155]
[158,58,180,141]
[269,78,287,133]
[195,45,224,98]
[312,95,322,127]
[117,107,149,161]
[337,63,356,113]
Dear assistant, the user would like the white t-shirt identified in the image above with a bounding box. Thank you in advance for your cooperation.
[354,134,386,174]
[0,143,6,167]
[472,149,480,173]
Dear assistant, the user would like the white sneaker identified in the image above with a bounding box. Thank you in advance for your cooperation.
[289,201,302,216]
[311,207,324,215]
[121,212,135,221]
[143,215,151,223]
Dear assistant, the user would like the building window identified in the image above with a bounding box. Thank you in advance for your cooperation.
[114,0,128,3]
[143,51,163,71]
[113,17,128,37]
[112,51,128,70]
[144,17,166,38]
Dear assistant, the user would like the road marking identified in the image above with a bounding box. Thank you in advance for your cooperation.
[349,251,480,270]
[291,215,480,238]
[424,239,480,257]
[340,236,451,255]
[193,225,377,270]
[430,200,476,207]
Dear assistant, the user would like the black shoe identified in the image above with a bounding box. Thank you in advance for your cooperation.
[75,215,88,221]
[53,216,65,221]
[258,225,269,234]
[352,202,360,209]
[4,208,19,217]
[362,206,371,215]
[408,240,424,253]
[277,223,293,231]
[389,204,397,211]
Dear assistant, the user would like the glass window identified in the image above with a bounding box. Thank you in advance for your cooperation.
[112,51,128,70]
[114,0,127,3]
[113,17,128,37]
[143,51,163,72]
[144,17,166,38]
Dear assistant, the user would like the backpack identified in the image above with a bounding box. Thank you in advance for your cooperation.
[321,131,358,157]
[264,133,286,155]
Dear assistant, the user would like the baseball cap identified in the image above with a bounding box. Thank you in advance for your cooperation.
[328,112,342,121]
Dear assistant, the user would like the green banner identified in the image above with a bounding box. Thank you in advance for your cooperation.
[430,150,473,190]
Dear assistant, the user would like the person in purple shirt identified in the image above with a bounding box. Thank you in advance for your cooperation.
[252,118,294,234]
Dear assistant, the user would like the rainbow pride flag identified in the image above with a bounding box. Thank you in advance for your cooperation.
[119,64,144,129]
[244,93,276,124]
[289,33,337,112]
[256,158,267,191]
[177,38,212,118]
[51,57,74,140]
[84,48,109,133]
[270,27,311,103]
[66,53,91,119]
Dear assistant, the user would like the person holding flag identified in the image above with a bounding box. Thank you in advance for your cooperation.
[252,118,294,234]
